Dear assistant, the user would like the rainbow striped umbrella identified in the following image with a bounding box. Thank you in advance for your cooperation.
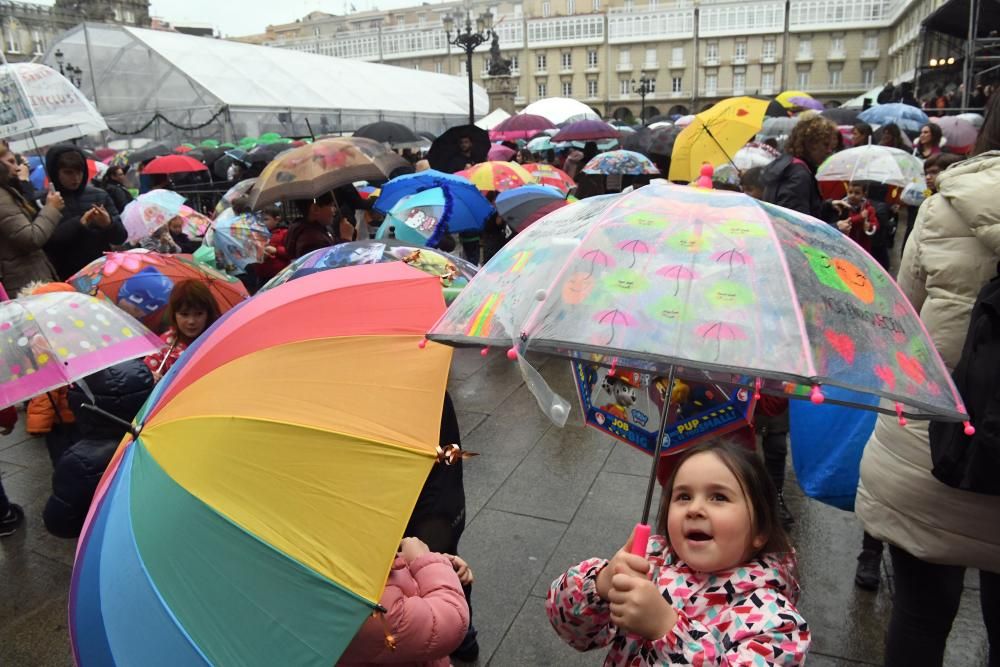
[70,263,453,667]
[457,160,535,192]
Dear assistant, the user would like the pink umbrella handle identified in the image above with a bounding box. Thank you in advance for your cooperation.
[0,282,8,302]
[630,523,651,556]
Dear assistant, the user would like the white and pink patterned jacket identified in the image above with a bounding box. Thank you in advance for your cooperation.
[547,535,810,666]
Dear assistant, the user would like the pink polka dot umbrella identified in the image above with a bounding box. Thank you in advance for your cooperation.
[0,292,162,409]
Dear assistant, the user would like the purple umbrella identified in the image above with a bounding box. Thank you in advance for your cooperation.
[552,119,621,143]
[789,96,824,111]
[489,114,557,141]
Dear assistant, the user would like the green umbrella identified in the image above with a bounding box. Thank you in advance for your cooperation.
[220,142,237,149]
[193,244,218,269]
[200,139,220,148]
[258,132,283,144]
[239,137,258,147]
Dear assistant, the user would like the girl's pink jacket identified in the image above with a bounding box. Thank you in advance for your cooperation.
[339,553,470,667]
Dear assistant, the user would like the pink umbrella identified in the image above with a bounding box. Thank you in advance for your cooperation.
[552,119,620,143]
[489,114,557,141]
[656,265,697,295]
[931,116,978,154]
[487,144,516,161]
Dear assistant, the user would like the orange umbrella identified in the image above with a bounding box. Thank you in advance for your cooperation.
[456,161,535,192]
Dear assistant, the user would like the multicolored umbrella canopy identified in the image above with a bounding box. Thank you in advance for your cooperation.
[375,187,487,247]
[669,96,769,182]
[214,178,257,216]
[815,145,924,201]
[521,163,575,194]
[248,137,412,209]
[0,292,161,408]
[495,184,568,232]
[582,150,660,175]
[456,161,536,192]
[775,90,815,109]
[70,263,453,667]
[208,210,271,272]
[858,103,930,135]
[68,251,248,333]
[177,205,212,238]
[429,182,968,423]
[121,190,187,244]
[259,240,478,304]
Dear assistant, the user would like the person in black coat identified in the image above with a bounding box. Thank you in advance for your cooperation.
[99,165,134,214]
[761,114,840,219]
[43,359,153,539]
[43,145,126,279]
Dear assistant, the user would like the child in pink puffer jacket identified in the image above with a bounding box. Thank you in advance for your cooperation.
[339,537,471,667]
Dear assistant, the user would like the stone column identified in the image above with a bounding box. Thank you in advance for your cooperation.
[483,74,517,115]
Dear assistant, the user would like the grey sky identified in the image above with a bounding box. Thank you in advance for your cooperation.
[34,0,448,38]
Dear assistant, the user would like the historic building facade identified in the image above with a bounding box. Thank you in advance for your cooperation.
[242,0,946,119]
[1,0,150,64]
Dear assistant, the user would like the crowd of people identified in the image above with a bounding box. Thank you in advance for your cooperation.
[1,86,999,667]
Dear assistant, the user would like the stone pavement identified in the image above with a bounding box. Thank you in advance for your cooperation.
[0,348,989,666]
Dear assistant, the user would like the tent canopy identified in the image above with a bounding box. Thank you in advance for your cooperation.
[922,0,1000,38]
[521,98,601,125]
[475,108,511,130]
[45,23,488,141]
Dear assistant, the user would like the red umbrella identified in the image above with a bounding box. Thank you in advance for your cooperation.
[174,145,194,154]
[552,119,620,143]
[143,155,210,175]
[489,114,557,141]
[94,148,117,161]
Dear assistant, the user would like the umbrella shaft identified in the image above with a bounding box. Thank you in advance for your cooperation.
[641,364,676,524]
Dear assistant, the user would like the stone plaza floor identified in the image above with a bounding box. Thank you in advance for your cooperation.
[0,346,990,666]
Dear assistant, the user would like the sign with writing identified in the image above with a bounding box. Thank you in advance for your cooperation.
[0,63,37,138]
[573,361,755,457]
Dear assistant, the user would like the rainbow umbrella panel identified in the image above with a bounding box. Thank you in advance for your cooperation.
[71,263,454,667]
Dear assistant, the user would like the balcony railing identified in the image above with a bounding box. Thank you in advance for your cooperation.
[731,54,748,65]
[828,49,847,60]
[704,55,720,66]
[860,48,881,58]
[796,50,814,61]
[761,52,777,63]
[608,7,695,44]
[698,2,785,37]
[642,61,658,70]
[789,0,896,30]
[616,62,635,71]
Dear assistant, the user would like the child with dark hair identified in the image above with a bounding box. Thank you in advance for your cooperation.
[832,182,879,254]
[143,279,220,382]
[547,439,810,666]
[254,205,290,282]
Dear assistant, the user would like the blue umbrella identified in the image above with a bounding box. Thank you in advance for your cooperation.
[208,210,270,272]
[29,163,46,191]
[374,169,493,227]
[858,103,930,135]
[495,184,566,232]
[375,187,485,247]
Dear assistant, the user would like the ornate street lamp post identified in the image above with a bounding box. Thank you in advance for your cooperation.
[444,9,495,126]
[53,49,84,87]
[632,76,654,124]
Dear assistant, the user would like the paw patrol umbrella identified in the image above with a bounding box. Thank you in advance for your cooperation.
[71,263,453,667]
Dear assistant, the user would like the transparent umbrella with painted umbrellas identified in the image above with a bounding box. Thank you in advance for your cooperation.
[815,144,924,201]
[427,182,970,555]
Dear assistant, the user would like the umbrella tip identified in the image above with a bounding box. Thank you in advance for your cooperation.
[418,338,428,349]
[894,402,907,426]
[964,421,976,436]
[480,347,489,357]
[753,377,762,401]
[506,347,518,361]
[809,385,825,404]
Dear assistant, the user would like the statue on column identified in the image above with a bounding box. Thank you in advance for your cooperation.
[487,32,512,76]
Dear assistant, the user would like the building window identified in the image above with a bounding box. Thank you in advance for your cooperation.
[619,78,631,95]
[537,53,547,71]
[864,34,878,53]
[592,0,600,10]
[619,48,630,65]
[645,47,656,66]
[645,78,656,92]
[6,19,22,53]
[706,42,719,64]
[671,75,683,93]
[561,52,572,69]
[460,60,467,75]
[762,38,776,60]
[537,81,547,97]
[705,72,718,95]
[435,62,443,73]
[831,36,844,54]
[314,27,321,37]
[797,68,810,88]
[624,0,634,9]
[734,41,746,61]
[649,0,658,7]
[514,3,523,17]
[562,80,572,96]
[414,63,421,71]
[587,49,598,68]
[761,70,775,92]
[798,38,812,59]
[542,1,551,16]
[671,45,684,66]
[125,10,135,23]
[567,0,575,13]
[862,67,875,87]
[588,79,599,97]
[733,71,746,94]
[829,67,842,87]
[510,54,520,73]
[31,29,44,55]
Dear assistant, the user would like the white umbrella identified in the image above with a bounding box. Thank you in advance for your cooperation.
[5,63,108,152]
[713,142,781,185]
[815,145,924,197]
[521,97,600,125]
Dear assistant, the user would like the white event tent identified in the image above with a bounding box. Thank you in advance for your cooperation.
[44,23,488,143]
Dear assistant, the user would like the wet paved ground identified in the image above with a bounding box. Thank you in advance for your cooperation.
[0,346,989,666]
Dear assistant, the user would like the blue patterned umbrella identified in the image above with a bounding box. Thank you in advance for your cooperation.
[581,150,660,175]
[858,103,930,135]
[374,169,492,226]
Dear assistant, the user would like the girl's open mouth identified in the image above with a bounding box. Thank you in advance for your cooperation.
[685,530,713,542]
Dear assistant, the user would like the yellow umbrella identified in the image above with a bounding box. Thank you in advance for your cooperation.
[776,90,815,109]
[668,96,770,182]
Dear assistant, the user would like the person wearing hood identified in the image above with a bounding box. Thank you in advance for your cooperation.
[43,358,153,538]
[43,144,126,280]
[0,147,64,295]
[855,94,1000,666]
[547,440,810,666]
[99,165,134,213]
[761,114,838,219]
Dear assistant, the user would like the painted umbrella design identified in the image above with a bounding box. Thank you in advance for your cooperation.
[68,251,248,333]
[121,189,187,244]
[428,181,970,547]
[456,161,536,192]
[71,263,453,667]
[815,145,924,201]
[581,150,660,175]
[521,163,576,194]
[0,292,162,408]
[375,186,488,248]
